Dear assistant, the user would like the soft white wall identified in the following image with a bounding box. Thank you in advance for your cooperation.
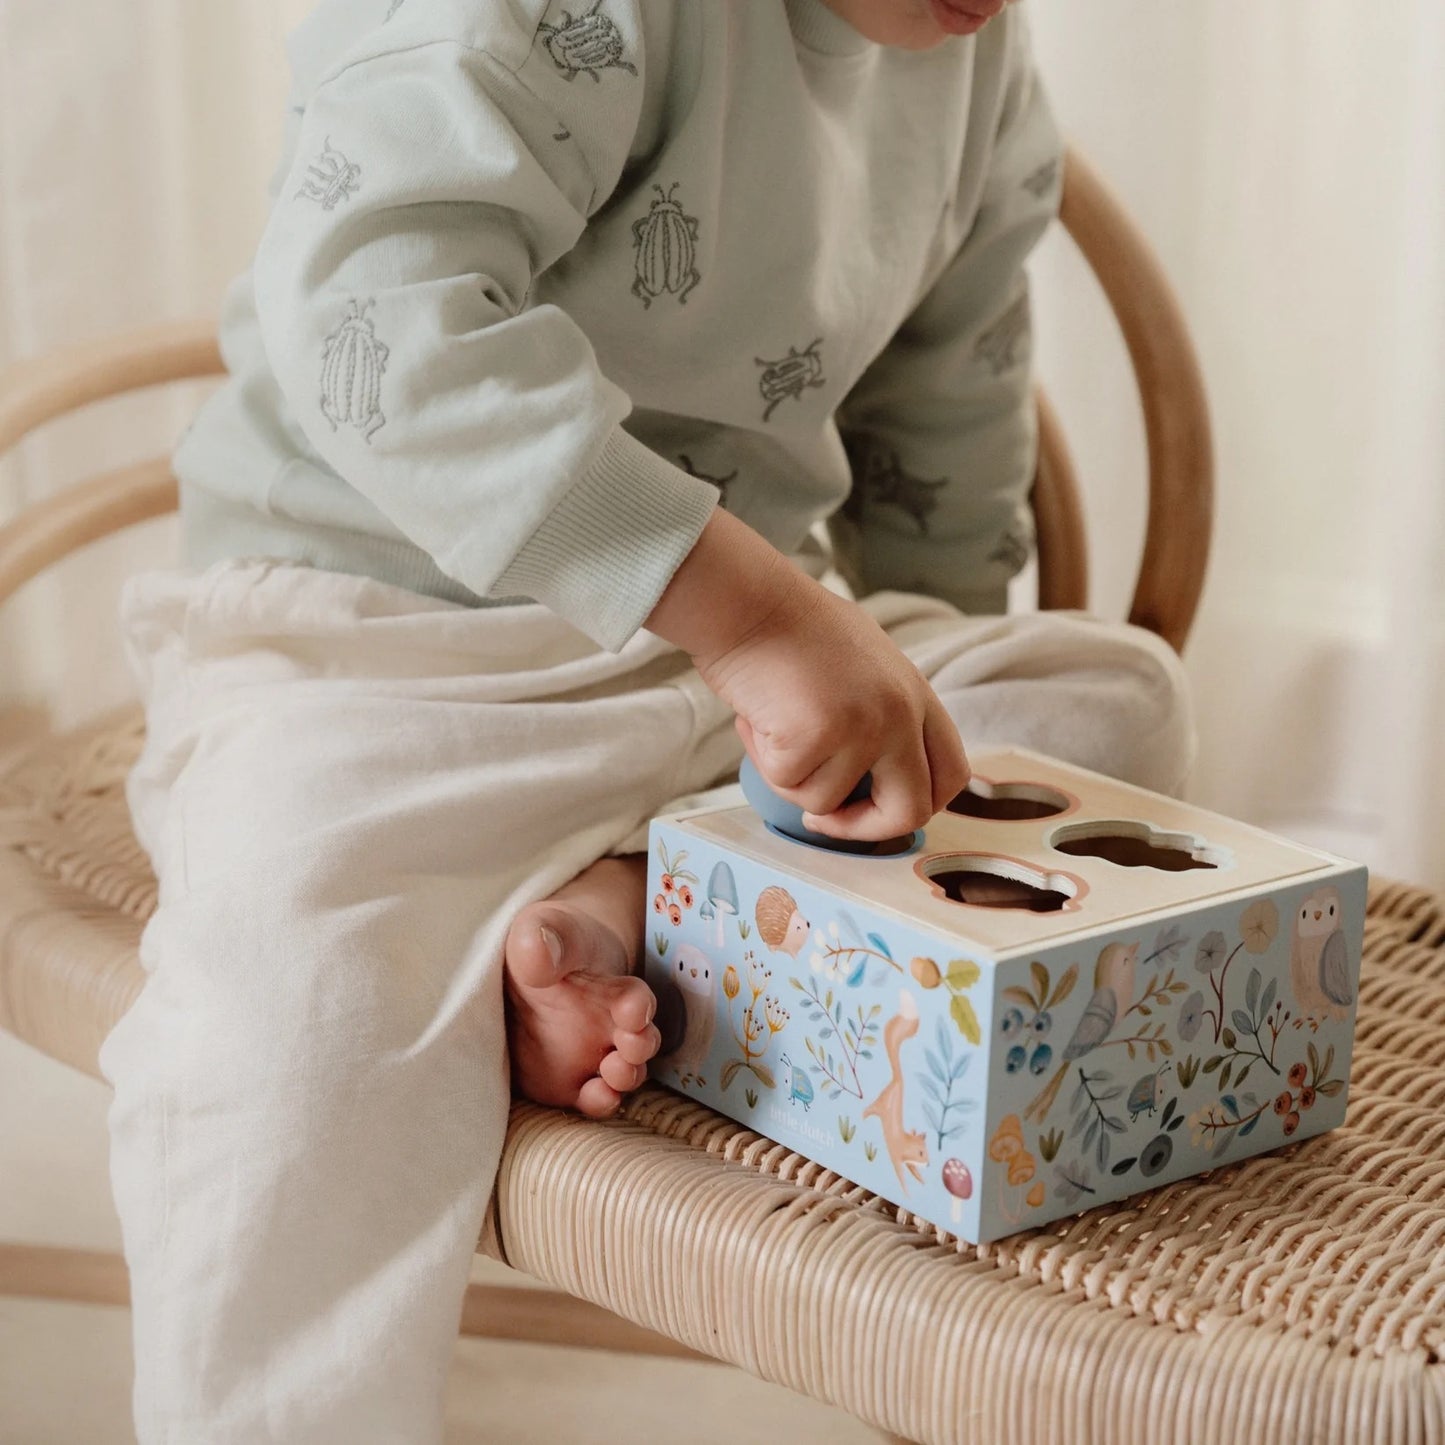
[1028,0,1445,884]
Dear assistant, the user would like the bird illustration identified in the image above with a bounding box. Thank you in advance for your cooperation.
[1023,941,1139,1123]
[1288,886,1353,1023]
[655,943,718,1086]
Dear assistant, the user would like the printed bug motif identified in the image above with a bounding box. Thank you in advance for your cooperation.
[678,454,737,509]
[1021,157,1060,199]
[973,293,1030,377]
[988,525,1031,574]
[320,300,389,443]
[755,339,826,423]
[384,0,405,19]
[631,184,702,308]
[297,140,362,211]
[538,2,638,82]
[846,438,948,534]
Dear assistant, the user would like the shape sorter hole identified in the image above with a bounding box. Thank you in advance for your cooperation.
[946,778,1075,822]
[1048,820,1232,873]
[762,822,923,859]
[918,853,1083,913]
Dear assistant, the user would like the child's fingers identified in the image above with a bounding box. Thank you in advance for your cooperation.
[922,697,971,814]
[803,740,933,840]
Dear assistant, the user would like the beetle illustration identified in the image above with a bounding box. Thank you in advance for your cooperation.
[1021,157,1060,199]
[678,454,737,508]
[754,339,826,422]
[1127,1065,1170,1122]
[537,2,638,82]
[320,299,389,443]
[846,438,948,534]
[631,184,702,308]
[296,139,362,211]
[781,1054,816,1112]
[973,292,1030,376]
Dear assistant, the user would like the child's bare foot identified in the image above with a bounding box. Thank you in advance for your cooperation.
[504,854,660,1118]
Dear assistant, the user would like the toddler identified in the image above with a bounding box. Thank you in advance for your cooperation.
[103,0,1193,1439]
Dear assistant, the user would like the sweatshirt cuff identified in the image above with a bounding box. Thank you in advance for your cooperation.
[492,427,720,651]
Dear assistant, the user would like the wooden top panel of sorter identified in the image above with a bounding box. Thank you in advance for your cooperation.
[668,747,1343,957]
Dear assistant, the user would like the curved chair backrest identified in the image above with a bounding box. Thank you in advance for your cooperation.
[0,148,1213,651]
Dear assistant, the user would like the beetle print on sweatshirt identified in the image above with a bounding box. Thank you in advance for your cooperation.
[320,300,389,443]
[537,3,638,82]
[755,340,826,423]
[631,185,702,308]
[846,437,948,534]
[296,140,362,211]
[973,294,1030,377]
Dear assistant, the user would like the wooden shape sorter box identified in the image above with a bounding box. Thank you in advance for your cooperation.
[642,747,1367,1245]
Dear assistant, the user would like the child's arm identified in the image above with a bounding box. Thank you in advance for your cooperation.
[831,10,1062,616]
[252,14,718,655]
[647,508,970,842]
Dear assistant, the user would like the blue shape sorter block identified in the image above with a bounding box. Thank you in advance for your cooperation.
[643,747,1367,1245]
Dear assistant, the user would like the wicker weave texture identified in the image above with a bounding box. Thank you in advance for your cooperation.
[3,709,1445,1443]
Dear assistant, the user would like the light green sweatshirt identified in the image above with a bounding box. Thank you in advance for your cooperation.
[177,0,1061,651]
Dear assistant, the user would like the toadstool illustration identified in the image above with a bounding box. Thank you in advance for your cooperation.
[704,861,739,947]
[942,1158,973,1224]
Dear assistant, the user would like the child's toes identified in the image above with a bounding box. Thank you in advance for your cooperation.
[576,1076,625,1119]
[612,1023,661,1067]
[598,1050,647,1095]
[607,976,656,1034]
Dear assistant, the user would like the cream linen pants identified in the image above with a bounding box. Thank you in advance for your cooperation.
[101,558,1193,1444]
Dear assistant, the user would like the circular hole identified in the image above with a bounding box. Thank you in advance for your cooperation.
[762,822,923,860]
[946,778,1074,822]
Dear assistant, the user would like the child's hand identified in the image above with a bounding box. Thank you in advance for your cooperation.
[647,510,970,841]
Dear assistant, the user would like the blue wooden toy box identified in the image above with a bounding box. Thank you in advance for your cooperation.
[643,747,1366,1244]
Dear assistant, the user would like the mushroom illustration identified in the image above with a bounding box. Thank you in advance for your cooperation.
[942,1159,973,1225]
[703,861,739,947]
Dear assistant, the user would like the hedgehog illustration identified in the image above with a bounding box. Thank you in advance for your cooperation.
[755,886,810,958]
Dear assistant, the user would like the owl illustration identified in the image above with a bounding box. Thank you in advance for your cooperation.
[1289,886,1353,1023]
[654,944,718,1086]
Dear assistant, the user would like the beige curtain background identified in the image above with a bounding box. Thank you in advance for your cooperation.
[1,1,1442,888]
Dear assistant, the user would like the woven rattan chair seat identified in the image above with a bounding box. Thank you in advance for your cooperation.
[3,707,1444,1443]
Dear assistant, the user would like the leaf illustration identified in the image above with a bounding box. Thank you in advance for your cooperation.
[1260,978,1277,1017]
[1222,1028,1237,1050]
[925,1049,944,1078]
[1246,969,1260,1014]
[721,1059,742,1091]
[753,1063,775,1089]
[1221,1094,1239,1119]
[1237,1066,1251,1087]
[1097,1129,1111,1170]
[1308,1042,1320,1075]
[1319,1079,1344,1097]
[948,959,982,991]
[1048,963,1080,1009]
[1167,1115,1183,1132]
[1238,1114,1260,1136]
[1232,1010,1253,1035]
[1220,1062,1232,1091]
[920,1075,945,1105]
[1154,924,1188,963]
[1030,961,1049,1006]
[950,993,981,1045]
[1203,1056,1222,1074]
[1323,1044,1335,1078]
[865,932,894,962]
[1112,1157,1137,1176]
[1162,1098,1177,1126]
[923,1102,941,1133]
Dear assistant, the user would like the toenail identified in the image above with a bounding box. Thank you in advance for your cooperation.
[540,925,563,973]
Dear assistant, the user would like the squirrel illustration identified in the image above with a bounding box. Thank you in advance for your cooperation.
[863,991,930,1193]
